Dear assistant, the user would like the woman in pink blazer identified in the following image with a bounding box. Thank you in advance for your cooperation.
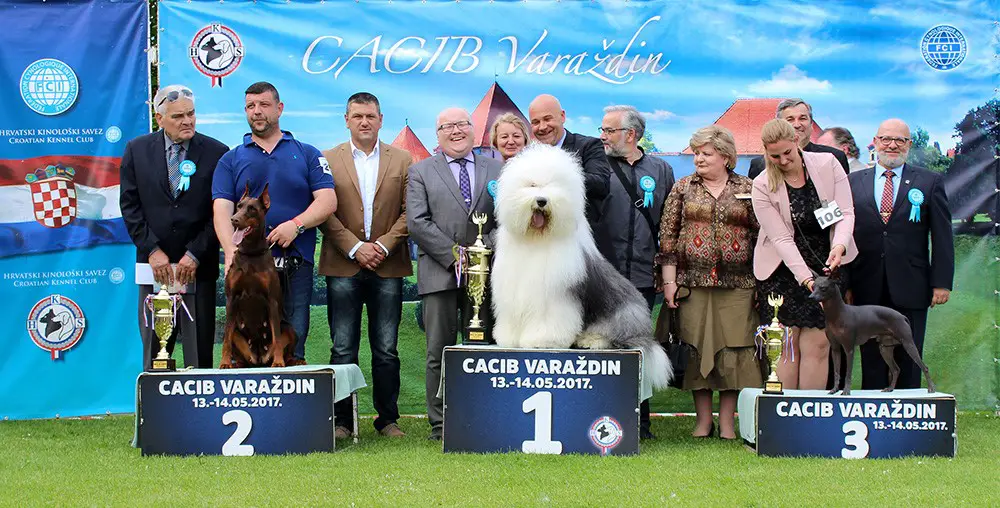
[752,119,857,390]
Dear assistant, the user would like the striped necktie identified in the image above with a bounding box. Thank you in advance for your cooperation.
[167,143,183,197]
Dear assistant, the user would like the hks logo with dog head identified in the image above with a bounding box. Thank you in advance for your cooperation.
[588,415,623,455]
[189,23,245,87]
[26,294,87,360]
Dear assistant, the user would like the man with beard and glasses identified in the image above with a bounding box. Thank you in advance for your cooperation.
[598,105,674,440]
[846,118,953,390]
[212,81,337,364]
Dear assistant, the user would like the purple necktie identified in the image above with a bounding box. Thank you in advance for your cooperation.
[455,158,472,208]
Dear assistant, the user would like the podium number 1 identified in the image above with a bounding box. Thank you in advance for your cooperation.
[521,392,563,454]
[842,420,870,459]
[222,410,255,456]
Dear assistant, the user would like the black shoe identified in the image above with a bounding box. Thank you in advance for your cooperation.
[640,426,656,440]
[693,422,715,439]
[427,428,443,441]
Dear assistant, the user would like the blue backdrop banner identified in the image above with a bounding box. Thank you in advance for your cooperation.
[0,0,150,419]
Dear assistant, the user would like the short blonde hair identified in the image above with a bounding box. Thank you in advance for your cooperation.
[489,112,529,149]
[689,125,737,170]
[761,118,798,192]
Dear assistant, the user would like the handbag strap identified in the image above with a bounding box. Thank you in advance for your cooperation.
[608,156,657,236]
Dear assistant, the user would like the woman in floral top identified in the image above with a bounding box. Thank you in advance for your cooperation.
[657,126,763,440]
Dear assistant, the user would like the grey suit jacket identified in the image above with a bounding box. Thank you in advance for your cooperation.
[407,152,503,295]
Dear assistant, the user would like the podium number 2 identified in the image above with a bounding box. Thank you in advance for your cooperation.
[521,392,563,454]
[842,420,870,459]
[222,410,255,456]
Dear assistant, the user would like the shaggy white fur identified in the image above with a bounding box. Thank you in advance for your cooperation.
[491,143,672,388]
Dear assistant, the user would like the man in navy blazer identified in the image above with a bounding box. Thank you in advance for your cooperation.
[120,85,229,369]
[747,98,850,179]
[846,118,954,390]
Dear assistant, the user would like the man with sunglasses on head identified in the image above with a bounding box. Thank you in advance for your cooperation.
[212,81,337,365]
[846,118,953,391]
[120,84,230,370]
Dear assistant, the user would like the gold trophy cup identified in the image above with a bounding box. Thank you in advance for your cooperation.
[762,294,787,394]
[453,212,492,345]
[150,288,177,371]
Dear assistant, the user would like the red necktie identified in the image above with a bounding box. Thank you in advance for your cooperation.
[880,170,895,224]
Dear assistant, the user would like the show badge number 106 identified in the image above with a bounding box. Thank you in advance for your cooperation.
[138,372,334,456]
[443,348,641,456]
[757,396,956,459]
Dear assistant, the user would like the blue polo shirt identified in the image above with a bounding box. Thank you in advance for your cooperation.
[212,131,334,263]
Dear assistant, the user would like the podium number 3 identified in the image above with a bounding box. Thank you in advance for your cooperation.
[842,420,870,459]
[521,392,563,454]
[222,410,255,456]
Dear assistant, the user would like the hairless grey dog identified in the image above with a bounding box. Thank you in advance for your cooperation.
[809,275,936,395]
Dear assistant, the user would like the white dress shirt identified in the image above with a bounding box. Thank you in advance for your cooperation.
[348,140,389,259]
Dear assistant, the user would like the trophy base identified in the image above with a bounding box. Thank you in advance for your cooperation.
[763,381,784,395]
[151,358,176,372]
[464,328,488,346]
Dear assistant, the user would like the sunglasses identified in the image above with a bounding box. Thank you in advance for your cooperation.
[156,88,193,108]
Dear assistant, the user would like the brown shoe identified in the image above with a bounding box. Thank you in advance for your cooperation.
[378,423,406,437]
[335,426,351,439]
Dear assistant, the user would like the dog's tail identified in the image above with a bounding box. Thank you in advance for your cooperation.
[613,335,673,390]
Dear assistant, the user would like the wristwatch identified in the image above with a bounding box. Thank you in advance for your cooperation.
[292,217,305,235]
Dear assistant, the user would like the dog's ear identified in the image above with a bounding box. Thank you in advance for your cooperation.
[259,183,270,210]
[828,267,842,282]
[240,181,251,201]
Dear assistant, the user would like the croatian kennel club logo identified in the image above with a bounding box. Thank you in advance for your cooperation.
[25,164,78,228]
[189,24,245,87]
[26,294,87,360]
[920,25,967,71]
[20,58,79,116]
[589,416,624,455]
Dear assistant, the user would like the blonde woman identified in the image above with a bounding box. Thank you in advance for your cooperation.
[658,126,761,440]
[751,118,857,390]
[489,112,529,161]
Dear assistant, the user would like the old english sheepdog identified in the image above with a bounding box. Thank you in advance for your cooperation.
[491,143,672,389]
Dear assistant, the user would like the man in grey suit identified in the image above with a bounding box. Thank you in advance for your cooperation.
[407,107,503,441]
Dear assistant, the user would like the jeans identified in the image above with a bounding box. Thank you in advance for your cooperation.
[327,271,403,430]
[280,261,313,361]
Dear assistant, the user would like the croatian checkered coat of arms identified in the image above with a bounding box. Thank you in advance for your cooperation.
[26,164,77,228]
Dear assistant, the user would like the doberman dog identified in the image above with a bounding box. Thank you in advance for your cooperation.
[220,183,301,368]
[809,275,936,395]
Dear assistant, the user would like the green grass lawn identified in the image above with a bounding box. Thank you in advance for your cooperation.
[1,413,997,505]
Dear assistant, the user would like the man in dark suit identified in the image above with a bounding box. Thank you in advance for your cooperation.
[747,98,850,179]
[120,84,229,370]
[528,94,613,260]
[846,118,954,390]
[408,107,503,441]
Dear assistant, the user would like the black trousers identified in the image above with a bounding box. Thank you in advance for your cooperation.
[859,277,929,389]
[639,287,657,432]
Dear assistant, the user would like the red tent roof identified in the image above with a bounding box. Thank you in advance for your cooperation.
[470,82,528,148]
[682,98,823,155]
[391,125,431,163]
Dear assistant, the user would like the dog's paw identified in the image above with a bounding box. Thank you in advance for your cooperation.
[219,363,233,370]
[827,388,840,395]
[880,387,894,392]
[271,360,286,368]
[842,389,853,395]
[573,331,608,350]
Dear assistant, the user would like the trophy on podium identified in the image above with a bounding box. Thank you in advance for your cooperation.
[453,212,492,345]
[150,289,177,371]
[758,294,791,394]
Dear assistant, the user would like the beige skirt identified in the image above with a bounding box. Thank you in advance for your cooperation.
[678,287,765,391]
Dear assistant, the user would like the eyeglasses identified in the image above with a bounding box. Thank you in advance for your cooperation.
[876,136,910,146]
[437,120,472,132]
[156,88,193,108]
[598,127,630,135]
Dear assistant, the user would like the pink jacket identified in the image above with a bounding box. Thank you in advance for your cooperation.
[752,151,857,283]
